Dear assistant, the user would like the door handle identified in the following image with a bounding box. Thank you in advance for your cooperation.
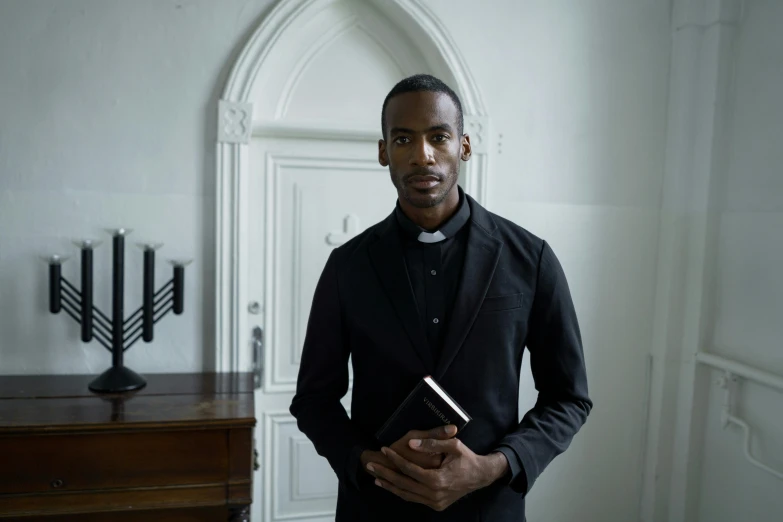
[252,326,264,389]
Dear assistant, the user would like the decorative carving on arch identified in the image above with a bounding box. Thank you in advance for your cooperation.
[218,101,253,144]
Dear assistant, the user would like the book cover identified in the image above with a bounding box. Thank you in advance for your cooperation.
[375,375,472,447]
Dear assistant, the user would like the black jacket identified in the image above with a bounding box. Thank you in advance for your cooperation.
[290,195,592,521]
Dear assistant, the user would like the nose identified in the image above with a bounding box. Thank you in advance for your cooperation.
[410,138,435,167]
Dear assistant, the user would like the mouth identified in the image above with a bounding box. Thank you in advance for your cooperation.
[406,174,441,190]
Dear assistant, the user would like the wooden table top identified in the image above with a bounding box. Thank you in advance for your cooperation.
[0,372,255,434]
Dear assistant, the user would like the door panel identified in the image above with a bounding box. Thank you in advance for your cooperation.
[249,137,396,521]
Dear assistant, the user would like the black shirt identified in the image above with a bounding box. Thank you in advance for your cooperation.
[395,187,471,360]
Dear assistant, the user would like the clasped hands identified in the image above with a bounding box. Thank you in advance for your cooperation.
[361,425,509,512]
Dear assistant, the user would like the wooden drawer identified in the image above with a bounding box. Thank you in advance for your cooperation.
[0,429,229,495]
[0,372,255,518]
[17,506,232,522]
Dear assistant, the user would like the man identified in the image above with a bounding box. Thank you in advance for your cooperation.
[290,74,592,521]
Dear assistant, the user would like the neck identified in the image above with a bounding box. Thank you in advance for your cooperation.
[399,187,460,231]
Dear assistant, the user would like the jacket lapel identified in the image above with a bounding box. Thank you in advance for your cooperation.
[434,200,503,380]
[368,213,434,372]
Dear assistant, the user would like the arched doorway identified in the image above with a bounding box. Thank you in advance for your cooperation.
[213,1,490,518]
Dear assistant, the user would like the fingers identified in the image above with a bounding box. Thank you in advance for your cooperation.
[370,450,453,512]
[382,447,434,484]
[404,425,457,443]
[425,424,458,439]
[368,462,433,500]
[397,447,443,469]
[390,439,442,469]
[361,450,395,471]
[408,437,461,454]
[375,476,437,508]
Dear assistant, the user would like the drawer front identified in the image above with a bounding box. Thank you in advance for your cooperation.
[0,429,229,494]
[13,506,232,522]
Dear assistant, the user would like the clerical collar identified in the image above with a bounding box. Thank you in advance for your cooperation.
[395,186,471,244]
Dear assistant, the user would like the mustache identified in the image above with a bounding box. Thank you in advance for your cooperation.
[404,170,442,181]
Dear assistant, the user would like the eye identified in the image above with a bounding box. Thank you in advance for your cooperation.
[432,134,449,142]
[394,136,410,145]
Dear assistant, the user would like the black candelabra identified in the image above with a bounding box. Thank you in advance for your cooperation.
[45,228,190,393]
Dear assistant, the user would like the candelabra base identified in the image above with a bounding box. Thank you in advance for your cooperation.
[88,365,147,393]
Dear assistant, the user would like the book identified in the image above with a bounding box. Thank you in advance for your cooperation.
[375,375,472,447]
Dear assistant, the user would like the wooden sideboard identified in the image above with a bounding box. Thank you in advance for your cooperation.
[0,372,256,521]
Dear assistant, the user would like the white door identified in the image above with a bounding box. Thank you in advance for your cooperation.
[236,3,433,519]
[247,135,396,521]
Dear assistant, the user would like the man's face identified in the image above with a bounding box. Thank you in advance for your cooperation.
[379,91,471,209]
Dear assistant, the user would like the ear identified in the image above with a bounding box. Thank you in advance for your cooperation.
[460,134,472,162]
[378,139,389,167]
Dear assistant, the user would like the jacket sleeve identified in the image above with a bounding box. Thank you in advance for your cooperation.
[289,249,378,490]
[494,240,593,494]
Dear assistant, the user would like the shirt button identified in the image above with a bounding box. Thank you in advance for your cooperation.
[430,270,437,276]
[433,318,439,324]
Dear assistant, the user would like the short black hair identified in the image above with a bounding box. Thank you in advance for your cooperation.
[381,74,464,139]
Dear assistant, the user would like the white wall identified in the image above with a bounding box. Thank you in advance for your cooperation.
[437,4,670,522]
[696,1,783,520]
[431,2,671,521]
[0,0,276,373]
[0,1,672,521]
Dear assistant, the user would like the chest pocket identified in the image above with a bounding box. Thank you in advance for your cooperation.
[478,292,523,313]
